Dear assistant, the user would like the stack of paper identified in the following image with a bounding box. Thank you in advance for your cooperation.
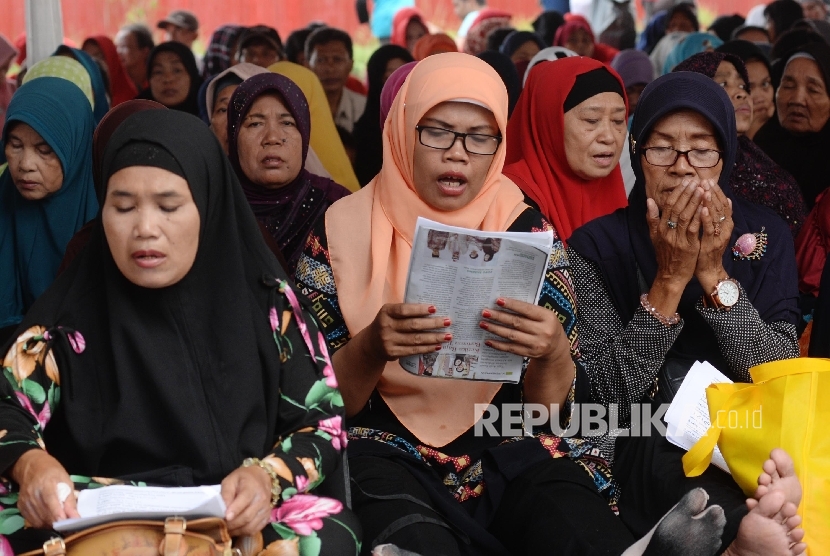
[665,361,733,474]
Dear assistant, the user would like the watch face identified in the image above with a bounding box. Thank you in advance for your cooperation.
[717,280,740,306]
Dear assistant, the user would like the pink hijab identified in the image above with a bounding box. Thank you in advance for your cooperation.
[0,34,17,117]
[379,61,416,132]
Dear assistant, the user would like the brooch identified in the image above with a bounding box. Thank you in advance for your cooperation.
[732,227,768,260]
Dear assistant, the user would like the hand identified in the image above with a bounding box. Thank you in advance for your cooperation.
[221,465,273,537]
[647,178,705,290]
[480,298,571,365]
[366,303,452,361]
[11,449,79,528]
[696,180,734,292]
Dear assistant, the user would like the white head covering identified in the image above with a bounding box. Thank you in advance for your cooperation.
[523,46,578,86]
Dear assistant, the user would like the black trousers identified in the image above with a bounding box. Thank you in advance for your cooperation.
[350,455,635,556]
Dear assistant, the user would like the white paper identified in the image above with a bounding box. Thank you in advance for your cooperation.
[54,485,225,532]
[665,361,733,474]
[400,217,553,383]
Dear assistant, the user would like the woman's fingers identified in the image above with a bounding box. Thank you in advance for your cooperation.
[385,303,437,319]
[664,180,698,224]
[675,185,704,229]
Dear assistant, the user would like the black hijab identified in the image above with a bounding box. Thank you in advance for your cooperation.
[352,45,414,186]
[755,42,830,208]
[569,72,799,375]
[476,50,521,117]
[137,41,203,116]
[6,110,307,484]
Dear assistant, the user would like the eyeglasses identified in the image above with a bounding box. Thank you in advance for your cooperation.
[642,147,723,168]
[416,126,502,156]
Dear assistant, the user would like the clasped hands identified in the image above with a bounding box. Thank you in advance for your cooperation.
[646,177,733,292]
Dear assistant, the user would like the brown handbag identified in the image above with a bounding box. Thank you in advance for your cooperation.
[19,516,264,556]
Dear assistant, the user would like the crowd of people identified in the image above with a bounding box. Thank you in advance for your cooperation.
[0,0,827,553]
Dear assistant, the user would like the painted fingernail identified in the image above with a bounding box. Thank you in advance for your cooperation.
[496,298,506,307]
[482,309,492,318]
[485,340,493,347]
[480,321,489,330]
[444,334,453,341]
[428,306,436,314]
[443,318,451,327]
[435,345,441,351]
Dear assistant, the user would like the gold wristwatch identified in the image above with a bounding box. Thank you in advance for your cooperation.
[705,278,740,310]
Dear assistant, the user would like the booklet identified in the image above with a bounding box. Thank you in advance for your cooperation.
[399,217,553,383]
[665,361,733,474]
[53,484,226,532]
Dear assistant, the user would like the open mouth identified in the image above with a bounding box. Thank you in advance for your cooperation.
[437,173,468,197]
[261,156,285,169]
[593,153,616,167]
[132,250,166,268]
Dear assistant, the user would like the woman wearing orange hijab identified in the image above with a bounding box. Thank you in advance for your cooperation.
[295,52,640,554]
[504,56,629,243]
[412,32,457,60]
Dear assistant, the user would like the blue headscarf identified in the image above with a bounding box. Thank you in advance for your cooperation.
[0,77,98,328]
[55,46,111,126]
[637,11,667,54]
[499,30,546,58]
[569,72,798,376]
[662,32,724,74]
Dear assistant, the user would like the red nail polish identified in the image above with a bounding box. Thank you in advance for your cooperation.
[444,334,452,341]
[479,322,489,330]
[443,318,451,327]
[428,306,437,314]
[485,340,493,347]
[496,298,506,307]
[482,309,492,319]
[435,345,441,351]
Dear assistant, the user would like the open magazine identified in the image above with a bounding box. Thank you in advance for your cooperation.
[400,217,553,383]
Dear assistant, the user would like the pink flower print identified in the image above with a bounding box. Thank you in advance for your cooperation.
[66,331,85,354]
[317,333,337,388]
[16,391,51,429]
[318,416,347,451]
[0,535,13,556]
[271,495,343,536]
[269,307,279,333]
[282,283,315,356]
[294,474,309,493]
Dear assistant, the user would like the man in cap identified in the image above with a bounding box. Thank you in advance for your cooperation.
[157,10,199,49]
[236,25,284,68]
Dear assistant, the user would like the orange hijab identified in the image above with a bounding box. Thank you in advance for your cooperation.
[326,53,526,447]
[503,56,628,243]
[412,33,458,61]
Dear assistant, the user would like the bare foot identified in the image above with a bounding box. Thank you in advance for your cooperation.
[754,448,802,509]
[724,490,807,556]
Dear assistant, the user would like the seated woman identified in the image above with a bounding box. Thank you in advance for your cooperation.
[294,52,801,556]
[137,41,203,116]
[661,31,723,74]
[568,70,799,420]
[503,57,629,243]
[754,42,830,209]
[0,109,359,554]
[227,73,351,274]
[53,45,110,125]
[554,16,619,64]
[498,30,546,77]
[716,40,775,141]
[673,51,808,236]
[82,35,139,107]
[0,77,98,344]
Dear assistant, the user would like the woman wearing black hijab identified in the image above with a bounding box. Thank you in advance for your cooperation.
[755,41,830,208]
[0,110,359,553]
[476,50,522,116]
[352,44,414,186]
[137,41,204,116]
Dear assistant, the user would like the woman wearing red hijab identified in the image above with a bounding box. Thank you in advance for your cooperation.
[82,35,138,106]
[554,15,619,64]
[390,7,429,53]
[503,56,628,243]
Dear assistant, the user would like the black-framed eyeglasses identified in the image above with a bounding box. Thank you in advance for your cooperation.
[416,125,502,156]
[642,147,723,168]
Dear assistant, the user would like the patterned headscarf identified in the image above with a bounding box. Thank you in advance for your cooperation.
[23,56,94,109]
[463,9,512,55]
[202,25,243,80]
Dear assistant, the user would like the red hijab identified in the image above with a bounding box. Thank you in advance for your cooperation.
[503,56,628,243]
[391,7,427,49]
[85,35,138,106]
[554,16,619,64]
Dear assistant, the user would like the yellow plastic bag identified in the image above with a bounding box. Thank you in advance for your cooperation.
[682,358,830,554]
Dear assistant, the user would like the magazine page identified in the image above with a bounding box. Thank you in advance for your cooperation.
[400,217,553,383]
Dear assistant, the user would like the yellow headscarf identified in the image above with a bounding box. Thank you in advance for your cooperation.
[268,61,360,192]
[23,57,94,110]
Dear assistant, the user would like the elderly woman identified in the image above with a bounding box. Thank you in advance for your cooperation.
[568,70,799,419]
[754,42,830,209]
[503,56,629,243]
[293,51,800,556]
[673,51,808,236]
[568,70,805,556]
[0,109,359,554]
[0,78,97,343]
[227,73,351,273]
[717,40,776,140]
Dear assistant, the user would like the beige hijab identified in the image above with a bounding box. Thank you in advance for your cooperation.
[326,53,526,447]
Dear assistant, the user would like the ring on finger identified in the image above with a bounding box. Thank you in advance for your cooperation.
[667,219,678,229]
[718,215,726,223]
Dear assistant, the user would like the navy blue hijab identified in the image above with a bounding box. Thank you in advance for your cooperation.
[569,72,799,374]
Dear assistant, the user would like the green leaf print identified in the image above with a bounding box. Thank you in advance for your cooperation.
[21,378,46,405]
[0,514,24,536]
[47,382,59,411]
[304,380,342,409]
[271,522,297,540]
[3,368,20,392]
[298,530,322,556]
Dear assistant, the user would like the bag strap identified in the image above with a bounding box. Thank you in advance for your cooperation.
[163,517,186,556]
[42,538,66,556]
[751,357,830,383]
[681,383,741,477]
